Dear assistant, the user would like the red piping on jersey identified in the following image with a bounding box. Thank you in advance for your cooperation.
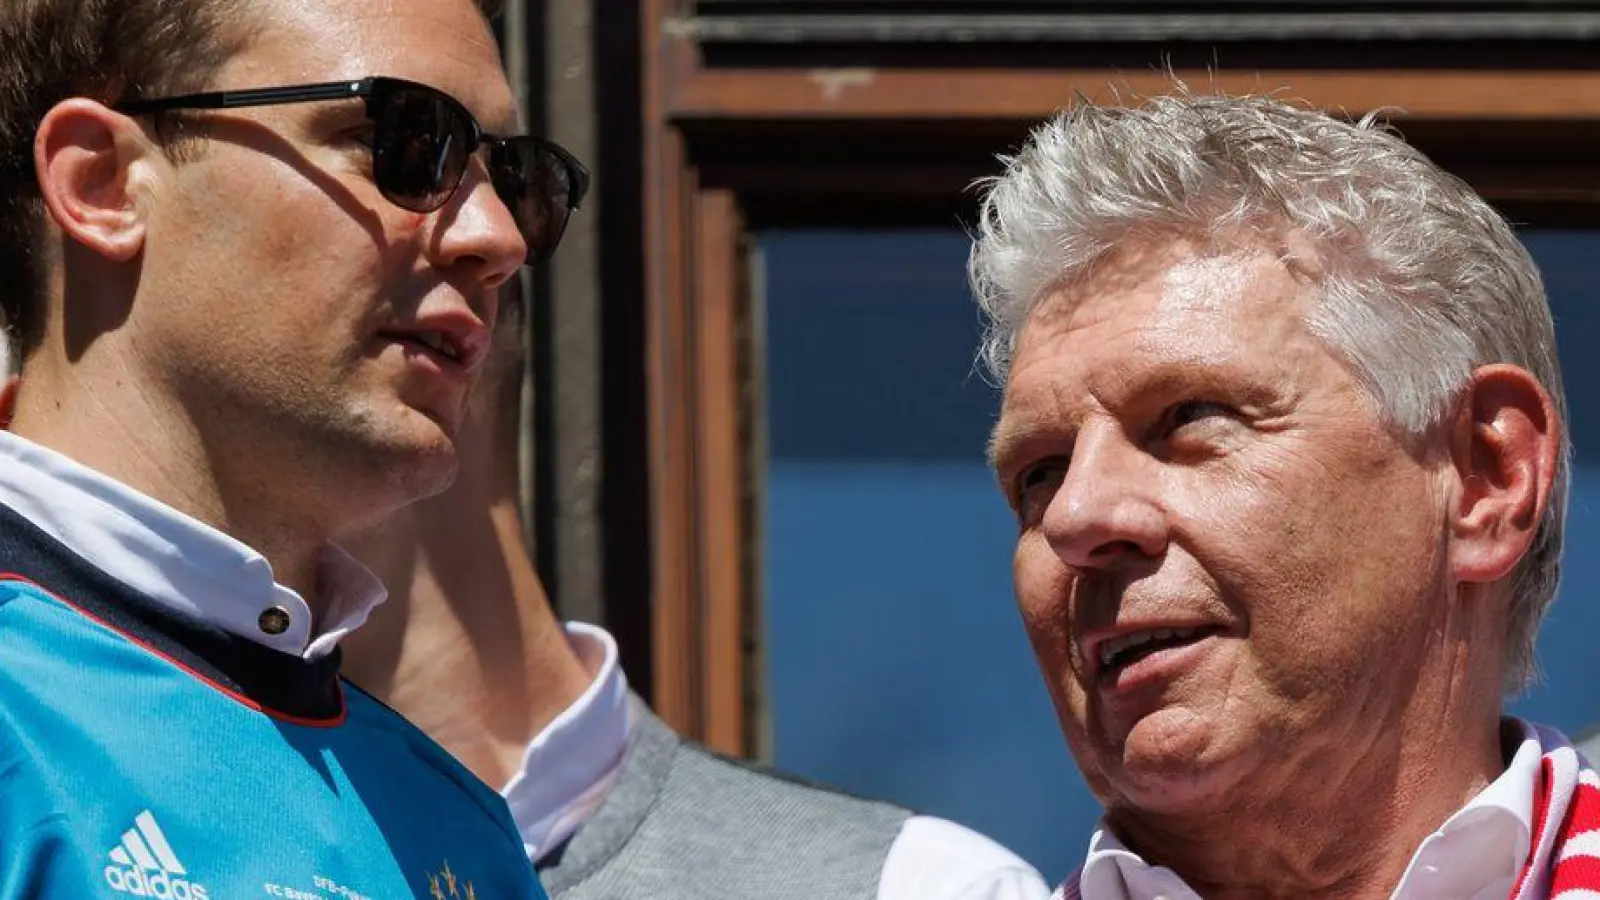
[0,572,348,728]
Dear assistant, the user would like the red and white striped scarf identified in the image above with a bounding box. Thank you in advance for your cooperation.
[1055,723,1600,900]
[1514,725,1600,899]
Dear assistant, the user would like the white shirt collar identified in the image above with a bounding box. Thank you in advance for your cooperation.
[1076,718,1541,900]
[501,622,636,863]
[1078,827,1200,900]
[0,430,385,659]
[1388,718,1538,900]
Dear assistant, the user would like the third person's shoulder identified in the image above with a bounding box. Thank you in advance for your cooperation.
[879,815,1052,900]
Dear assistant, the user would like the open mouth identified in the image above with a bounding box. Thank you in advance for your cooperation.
[1095,625,1222,678]
[385,330,465,365]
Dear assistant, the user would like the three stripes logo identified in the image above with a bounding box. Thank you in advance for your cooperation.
[103,811,210,900]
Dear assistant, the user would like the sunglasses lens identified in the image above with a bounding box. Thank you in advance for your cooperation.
[490,140,576,264]
[371,86,474,212]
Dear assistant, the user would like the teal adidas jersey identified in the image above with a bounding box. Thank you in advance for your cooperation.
[0,502,549,900]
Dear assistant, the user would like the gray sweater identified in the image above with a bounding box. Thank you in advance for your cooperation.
[536,702,913,899]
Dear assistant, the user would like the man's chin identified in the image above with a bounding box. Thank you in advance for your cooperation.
[346,420,462,506]
[1099,707,1248,814]
[398,445,461,500]
[392,429,462,491]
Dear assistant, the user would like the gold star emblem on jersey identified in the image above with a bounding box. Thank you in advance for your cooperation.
[426,860,476,900]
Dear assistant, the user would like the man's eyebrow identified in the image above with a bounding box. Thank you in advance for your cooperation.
[987,418,1022,472]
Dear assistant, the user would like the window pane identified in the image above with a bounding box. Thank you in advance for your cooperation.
[758,229,1092,882]
[1509,230,1600,736]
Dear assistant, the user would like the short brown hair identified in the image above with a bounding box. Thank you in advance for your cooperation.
[0,0,501,361]
[0,0,264,356]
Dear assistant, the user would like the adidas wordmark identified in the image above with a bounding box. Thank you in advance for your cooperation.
[103,811,210,900]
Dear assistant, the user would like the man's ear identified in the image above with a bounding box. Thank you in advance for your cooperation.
[33,99,157,263]
[1448,363,1561,585]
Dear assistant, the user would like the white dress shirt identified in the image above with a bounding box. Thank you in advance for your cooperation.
[505,624,1053,900]
[0,430,386,658]
[1064,720,1542,900]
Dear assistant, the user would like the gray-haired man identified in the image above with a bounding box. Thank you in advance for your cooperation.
[974,93,1586,900]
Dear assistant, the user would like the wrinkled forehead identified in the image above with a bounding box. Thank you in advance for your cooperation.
[997,237,1332,443]
[1012,228,1326,359]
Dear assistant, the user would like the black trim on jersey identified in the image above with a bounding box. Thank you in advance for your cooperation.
[0,501,344,721]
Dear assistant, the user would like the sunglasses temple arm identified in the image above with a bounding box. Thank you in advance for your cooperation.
[118,80,368,114]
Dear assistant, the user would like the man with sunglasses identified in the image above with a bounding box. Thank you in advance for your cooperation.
[0,0,580,897]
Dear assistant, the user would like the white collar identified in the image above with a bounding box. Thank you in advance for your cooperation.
[1077,718,1541,900]
[0,430,385,659]
[1387,718,1538,899]
[501,622,635,863]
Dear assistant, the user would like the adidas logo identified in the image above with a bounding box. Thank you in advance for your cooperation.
[102,811,210,900]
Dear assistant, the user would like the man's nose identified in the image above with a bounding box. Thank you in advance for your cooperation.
[1042,426,1168,571]
[428,159,528,290]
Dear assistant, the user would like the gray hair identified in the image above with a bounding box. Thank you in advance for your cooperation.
[969,92,1569,694]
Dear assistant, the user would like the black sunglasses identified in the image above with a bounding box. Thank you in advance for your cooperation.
[117,76,589,265]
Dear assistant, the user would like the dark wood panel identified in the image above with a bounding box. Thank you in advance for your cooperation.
[670,67,1600,121]
[594,0,655,700]
[696,41,1600,72]
[677,117,1600,227]
[696,1,1600,7]
[681,2,1600,45]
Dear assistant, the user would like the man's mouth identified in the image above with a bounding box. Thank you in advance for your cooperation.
[381,328,476,371]
[1093,625,1222,678]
